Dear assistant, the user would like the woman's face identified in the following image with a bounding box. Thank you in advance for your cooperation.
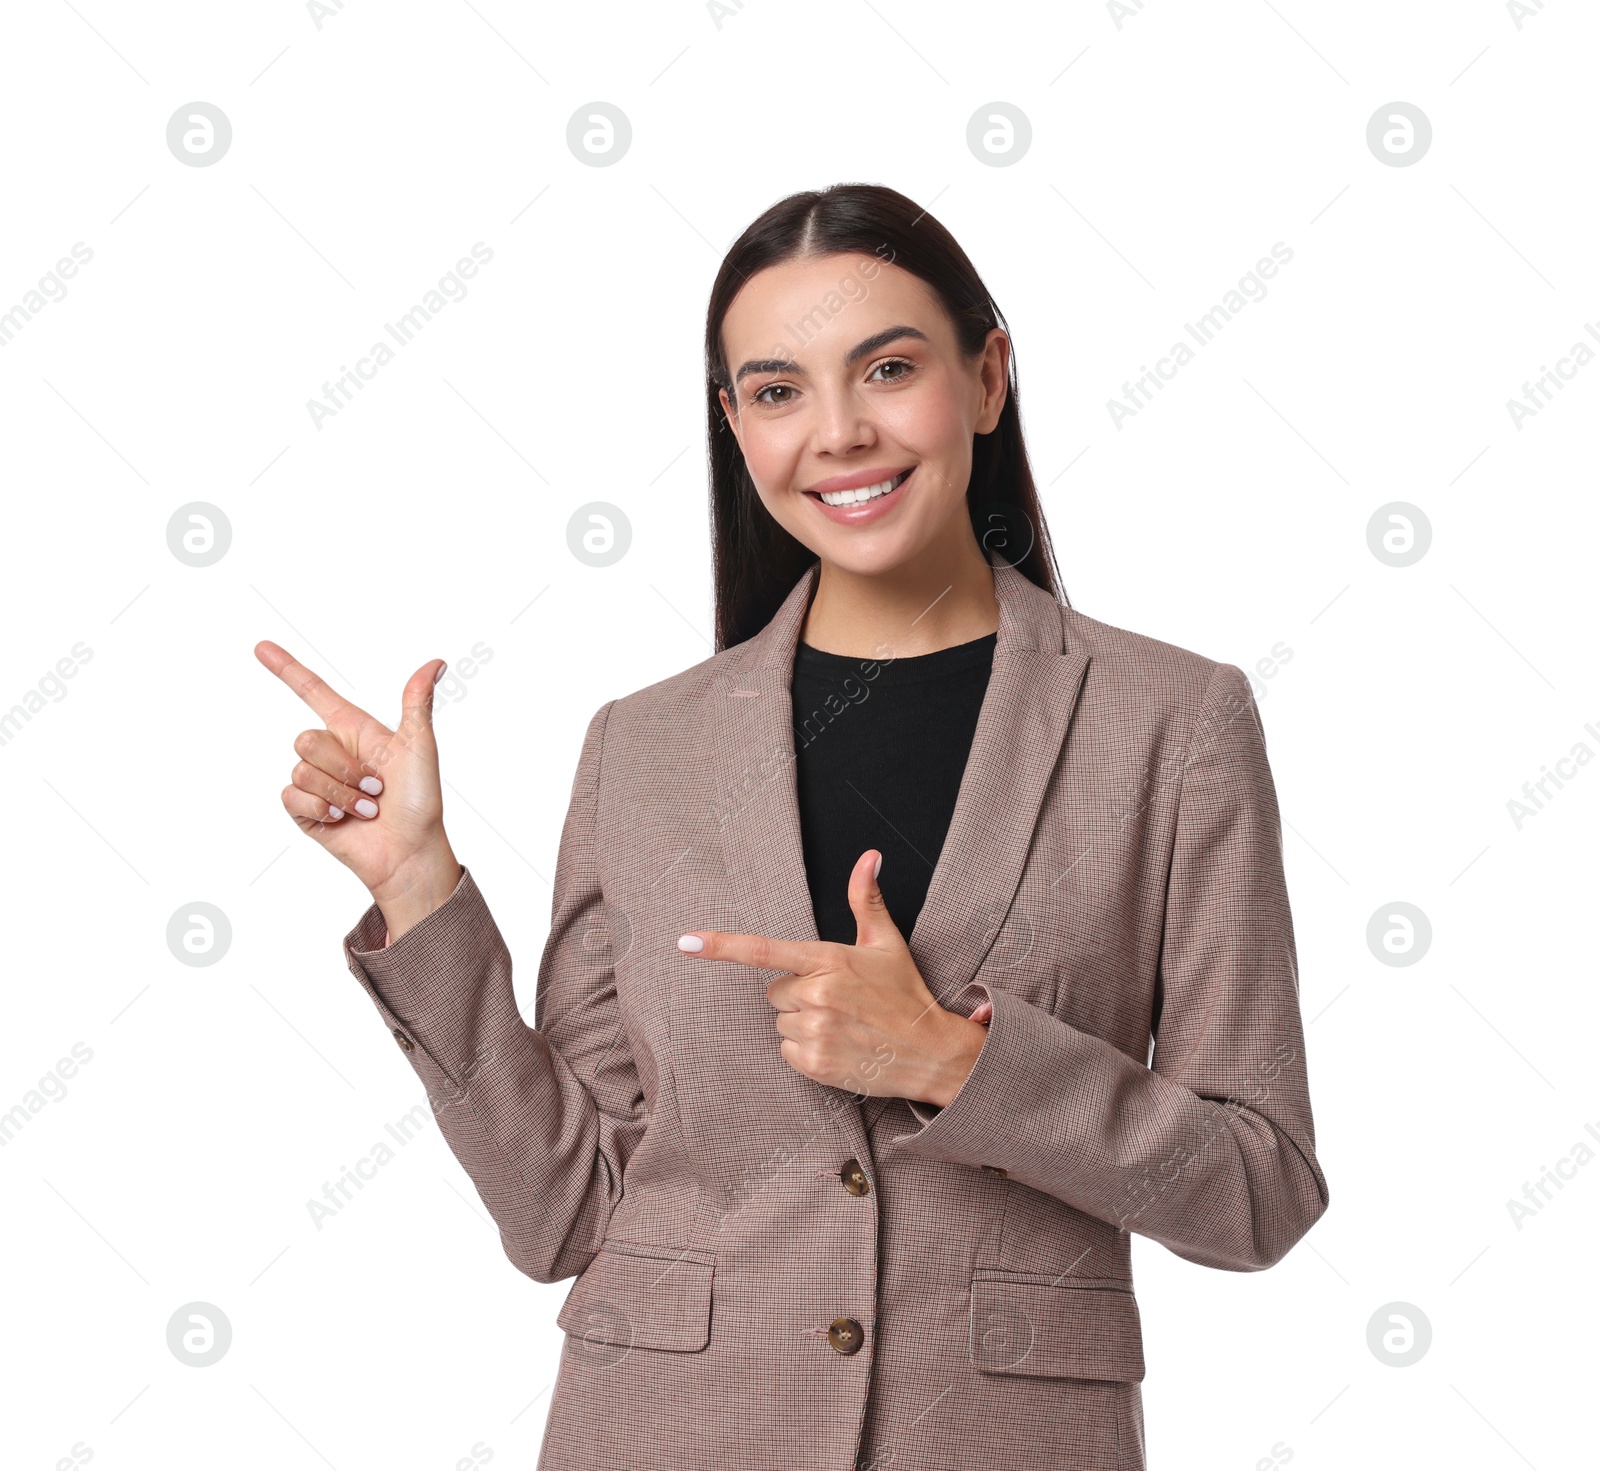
[717,252,1009,578]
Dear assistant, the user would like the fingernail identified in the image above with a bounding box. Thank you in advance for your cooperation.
[872,853,883,880]
[354,798,379,818]
[327,806,344,819]
[677,934,704,952]
[434,663,446,684]
[359,776,383,795]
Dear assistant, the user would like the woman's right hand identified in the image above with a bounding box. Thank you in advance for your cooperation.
[254,640,458,914]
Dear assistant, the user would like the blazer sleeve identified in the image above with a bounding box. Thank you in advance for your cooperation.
[341,698,647,1285]
[889,662,1330,1272]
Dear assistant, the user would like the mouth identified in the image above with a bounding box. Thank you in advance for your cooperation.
[806,468,913,508]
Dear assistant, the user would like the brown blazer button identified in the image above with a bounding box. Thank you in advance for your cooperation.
[839,1158,870,1196]
[392,1028,415,1053]
[980,1164,1007,1177]
[827,1317,864,1355]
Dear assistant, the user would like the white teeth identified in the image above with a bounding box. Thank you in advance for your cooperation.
[818,470,908,507]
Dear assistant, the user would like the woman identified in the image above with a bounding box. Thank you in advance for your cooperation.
[257,184,1329,1471]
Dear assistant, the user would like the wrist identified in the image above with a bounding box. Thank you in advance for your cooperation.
[373,838,461,940]
[923,1011,989,1109]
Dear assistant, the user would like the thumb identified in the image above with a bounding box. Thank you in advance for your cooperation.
[398,658,447,733]
[849,849,904,950]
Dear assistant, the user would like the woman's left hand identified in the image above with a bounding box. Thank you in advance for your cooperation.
[677,849,991,1106]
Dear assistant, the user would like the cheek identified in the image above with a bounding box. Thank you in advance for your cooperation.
[736,419,809,506]
[869,378,971,471]
[740,429,793,485]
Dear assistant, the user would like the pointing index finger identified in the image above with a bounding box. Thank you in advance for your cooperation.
[677,930,820,976]
[254,640,366,727]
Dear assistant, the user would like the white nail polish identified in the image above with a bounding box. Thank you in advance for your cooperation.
[354,798,379,818]
[359,776,382,795]
[872,853,883,880]
[327,807,344,819]
[677,935,704,952]
[434,664,446,684]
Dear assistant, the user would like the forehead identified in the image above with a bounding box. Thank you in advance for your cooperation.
[720,253,943,362]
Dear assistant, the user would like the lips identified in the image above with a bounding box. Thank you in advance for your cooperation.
[805,466,916,526]
[811,468,911,507]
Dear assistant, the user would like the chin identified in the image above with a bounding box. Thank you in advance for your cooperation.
[809,532,926,579]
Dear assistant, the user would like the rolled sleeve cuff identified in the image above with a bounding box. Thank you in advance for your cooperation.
[345,863,475,1013]
[889,980,1082,1177]
[342,863,508,1094]
[898,979,995,1130]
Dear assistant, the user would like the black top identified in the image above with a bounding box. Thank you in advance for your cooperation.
[790,631,998,945]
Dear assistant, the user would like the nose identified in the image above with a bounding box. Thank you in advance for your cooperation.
[811,379,878,457]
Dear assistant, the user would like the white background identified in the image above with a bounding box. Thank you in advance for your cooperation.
[1,1,1595,1467]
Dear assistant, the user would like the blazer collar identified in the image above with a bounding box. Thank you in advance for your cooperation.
[706,550,1091,1012]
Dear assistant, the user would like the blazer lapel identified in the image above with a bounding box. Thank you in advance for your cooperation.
[704,565,825,966]
[703,564,872,1158]
[703,550,1089,1111]
[907,559,1090,1008]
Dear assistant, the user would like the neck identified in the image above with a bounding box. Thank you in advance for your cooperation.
[799,538,999,659]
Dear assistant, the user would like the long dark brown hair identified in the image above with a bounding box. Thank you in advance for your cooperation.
[704,182,1067,652]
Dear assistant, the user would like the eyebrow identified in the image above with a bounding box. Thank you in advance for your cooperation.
[731,325,931,386]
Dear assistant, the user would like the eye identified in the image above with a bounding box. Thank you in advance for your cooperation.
[868,356,916,384]
[751,382,796,407]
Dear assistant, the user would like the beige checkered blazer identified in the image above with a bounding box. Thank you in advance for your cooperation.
[343,551,1329,1470]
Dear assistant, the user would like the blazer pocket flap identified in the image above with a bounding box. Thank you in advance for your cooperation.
[970,1276,1145,1382]
[556,1247,714,1353]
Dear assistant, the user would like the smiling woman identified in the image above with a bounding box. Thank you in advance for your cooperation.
[704,188,1056,657]
[262,181,1329,1471]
